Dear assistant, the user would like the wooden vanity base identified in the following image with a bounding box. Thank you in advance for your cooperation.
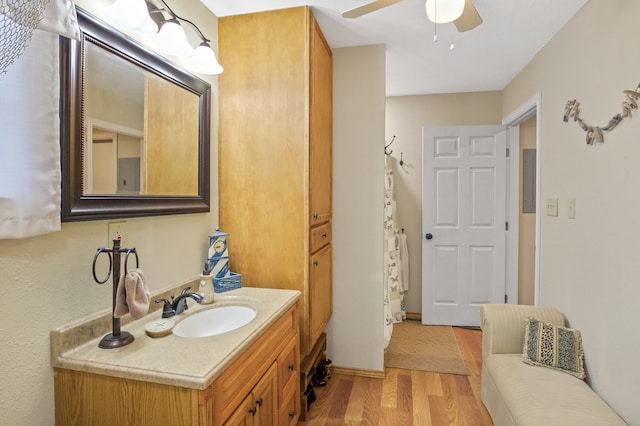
[54,303,300,426]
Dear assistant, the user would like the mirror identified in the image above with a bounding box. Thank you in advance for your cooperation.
[60,7,211,221]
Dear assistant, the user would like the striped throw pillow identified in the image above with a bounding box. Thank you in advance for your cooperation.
[523,317,586,379]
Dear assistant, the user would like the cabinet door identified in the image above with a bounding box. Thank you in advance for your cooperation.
[253,363,278,425]
[309,244,332,346]
[224,394,255,426]
[309,15,332,226]
[224,364,277,426]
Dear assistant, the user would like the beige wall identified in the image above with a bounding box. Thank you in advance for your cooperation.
[503,1,639,422]
[385,92,503,314]
[0,0,219,424]
[326,45,386,371]
[518,115,536,305]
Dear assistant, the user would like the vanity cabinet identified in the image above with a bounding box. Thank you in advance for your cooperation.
[54,303,299,426]
[219,5,332,366]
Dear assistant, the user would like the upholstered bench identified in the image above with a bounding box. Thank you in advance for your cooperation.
[480,304,627,425]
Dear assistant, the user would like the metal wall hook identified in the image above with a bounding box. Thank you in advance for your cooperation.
[385,135,396,155]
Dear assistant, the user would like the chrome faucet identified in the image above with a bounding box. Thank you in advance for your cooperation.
[155,287,203,318]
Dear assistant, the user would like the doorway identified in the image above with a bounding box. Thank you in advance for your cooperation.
[421,103,540,325]
[503,93,541,306]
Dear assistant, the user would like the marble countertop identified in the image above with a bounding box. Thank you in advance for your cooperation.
[51,287,300,390]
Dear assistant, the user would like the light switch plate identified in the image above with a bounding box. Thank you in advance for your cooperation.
[568,198,576,219]
[545,198,558,217]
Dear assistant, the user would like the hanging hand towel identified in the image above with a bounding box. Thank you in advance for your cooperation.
[399,232,409,292]
[114,268,151,319]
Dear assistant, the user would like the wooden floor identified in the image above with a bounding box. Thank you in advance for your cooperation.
[298,326,493,425]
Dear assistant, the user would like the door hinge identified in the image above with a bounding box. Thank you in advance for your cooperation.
[506,147,510,158]
[505,294,508,303]
[505,221,509,231]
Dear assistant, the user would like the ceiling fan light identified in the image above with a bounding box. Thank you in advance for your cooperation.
[150,19,194,57]
[187,42,224,75]
[425,0,465,24]
[104,0,158,34]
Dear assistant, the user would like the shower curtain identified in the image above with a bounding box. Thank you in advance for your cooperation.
[383,155,409,348]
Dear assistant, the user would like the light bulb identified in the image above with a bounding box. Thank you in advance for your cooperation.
[150,19,194,57]
[104,0,158,34]
[187,42,224,75]
[425,0,465,24]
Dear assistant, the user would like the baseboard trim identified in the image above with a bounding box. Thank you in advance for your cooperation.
[406,312,421,321]
[331,366,385,379]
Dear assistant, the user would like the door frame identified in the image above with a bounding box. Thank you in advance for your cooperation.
[502,92,541,306]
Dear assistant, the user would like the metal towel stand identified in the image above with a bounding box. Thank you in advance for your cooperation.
[92,239,139,349]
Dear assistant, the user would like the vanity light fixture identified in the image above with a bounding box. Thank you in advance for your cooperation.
[104,0,158,34]
[103,0,223,75]
[425,0,465,24]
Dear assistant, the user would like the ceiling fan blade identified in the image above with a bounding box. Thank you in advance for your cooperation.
[342,0,404,19]
[454,0,482,32]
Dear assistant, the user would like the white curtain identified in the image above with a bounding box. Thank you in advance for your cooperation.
[383,155,408,348]
[0,1,79,239]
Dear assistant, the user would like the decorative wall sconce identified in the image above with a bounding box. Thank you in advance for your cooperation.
[104,0,223,75]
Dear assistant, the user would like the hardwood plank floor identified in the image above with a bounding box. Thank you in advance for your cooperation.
[298,326,493,425]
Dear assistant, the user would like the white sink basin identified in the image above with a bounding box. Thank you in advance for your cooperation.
[172,305,257,338]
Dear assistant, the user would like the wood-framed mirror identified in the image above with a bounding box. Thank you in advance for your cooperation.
[60,7,211,222]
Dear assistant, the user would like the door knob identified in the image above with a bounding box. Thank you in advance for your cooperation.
[425,233,433,240]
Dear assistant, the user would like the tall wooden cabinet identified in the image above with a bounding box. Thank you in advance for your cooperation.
[218,6,332,412]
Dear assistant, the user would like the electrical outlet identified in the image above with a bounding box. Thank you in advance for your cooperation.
[108,221,128,246]
[545,198,558,217]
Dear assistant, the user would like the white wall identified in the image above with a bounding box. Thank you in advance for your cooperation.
[385,92,503,314]
[327,45,386,372]
[503,1,639,422]
[0,0,219,424]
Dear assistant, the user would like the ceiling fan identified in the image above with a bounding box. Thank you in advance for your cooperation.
[342,0,483,32]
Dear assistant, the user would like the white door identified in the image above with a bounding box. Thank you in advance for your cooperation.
[422,126,507,326]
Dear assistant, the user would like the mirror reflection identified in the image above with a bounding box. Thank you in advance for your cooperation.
[83,39,199,196]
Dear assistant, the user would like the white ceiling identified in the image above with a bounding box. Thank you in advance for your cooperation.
[200,0,588,96]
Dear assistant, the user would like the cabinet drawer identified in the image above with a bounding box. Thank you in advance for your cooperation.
[310,222,331,253]
[279,379,299,426]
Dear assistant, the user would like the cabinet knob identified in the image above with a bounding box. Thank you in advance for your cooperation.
[288,363,295,371]
[313,213,319,220]
[256,398,263,407]
[313,259,318,266]
[289,411,296,419]
[249,407,257,416]
[321,233,327,238]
